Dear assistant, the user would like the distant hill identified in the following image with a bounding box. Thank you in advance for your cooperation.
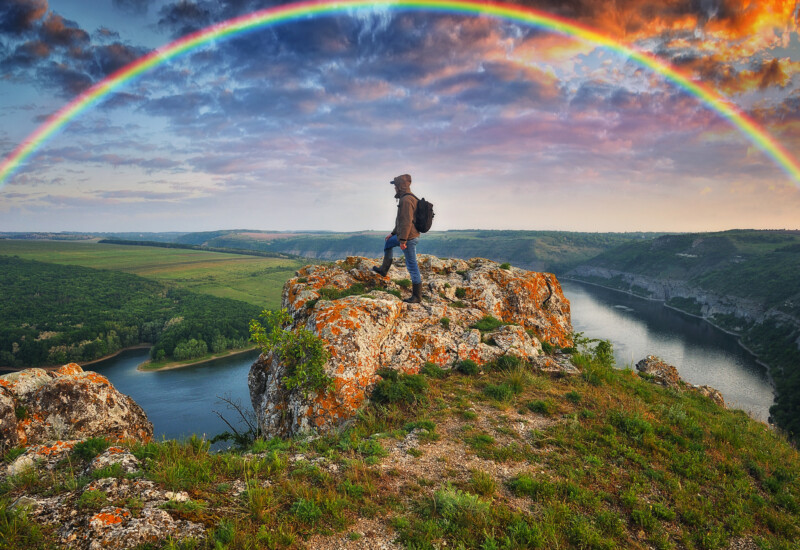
[174,229,658,274]
[567,229,800,440]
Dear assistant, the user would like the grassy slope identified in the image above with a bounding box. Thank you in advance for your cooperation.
[2,347,798,549]
[0,240,305,310]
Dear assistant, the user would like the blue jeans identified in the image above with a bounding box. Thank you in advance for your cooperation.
[384,235,421,284]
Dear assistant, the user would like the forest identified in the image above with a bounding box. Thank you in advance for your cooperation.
[0,256,259,368]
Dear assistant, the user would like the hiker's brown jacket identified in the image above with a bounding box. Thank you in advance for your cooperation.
[391,179,420,242]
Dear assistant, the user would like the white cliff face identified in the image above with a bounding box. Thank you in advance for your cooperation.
[249,255,574,438]
[567,265,778,324]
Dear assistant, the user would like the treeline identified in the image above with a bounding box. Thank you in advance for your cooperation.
[742,321,800,440]
[0,256,260,368]
[97,239,300,260]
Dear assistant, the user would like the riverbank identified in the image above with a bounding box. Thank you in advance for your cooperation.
[563,276,776,388]
[136,345,259,372]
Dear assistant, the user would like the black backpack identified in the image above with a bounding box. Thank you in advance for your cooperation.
[406,193,435,233]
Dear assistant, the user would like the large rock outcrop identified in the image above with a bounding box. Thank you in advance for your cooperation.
[0,363,152,452]
[249,255,573,437]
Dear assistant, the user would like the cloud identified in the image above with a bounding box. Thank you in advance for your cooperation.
[0,0,47,35]
[112,0,155,16]
[38,13,90,48]
[157,0,214,38]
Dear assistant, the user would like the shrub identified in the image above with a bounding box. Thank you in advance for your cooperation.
[483,383,514,402]
[439,317,450,329]
[420,362,448,379]
[491,354,522,371]
[250,309,332,398]
[526,400,553,416]
[470,316,504,332]
[565,391,582,404]
[540,341,554,354]
[394,279,412,289]
[500,262,511,270]
[455,287,467,299]
[370,368,428,405]
[72,437,110,461]
[77,489,108,511]
[454,359,479,375]
[291,498,323,525]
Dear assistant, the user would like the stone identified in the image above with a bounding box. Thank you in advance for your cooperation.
[694,385,726,407]
[250,256,573,437]
[0,363,153,453]
[84,447,141,477]
[636,355,726,408]
[635,355,683,389]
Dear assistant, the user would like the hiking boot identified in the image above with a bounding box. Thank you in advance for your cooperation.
[404,282,422,304]
[372,250,393,277]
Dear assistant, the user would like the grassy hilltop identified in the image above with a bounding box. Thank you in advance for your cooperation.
[2,342,799,549]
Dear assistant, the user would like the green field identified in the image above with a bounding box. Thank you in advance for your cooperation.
[0,240,305,310]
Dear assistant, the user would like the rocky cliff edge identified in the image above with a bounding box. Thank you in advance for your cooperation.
[249,255,574,438]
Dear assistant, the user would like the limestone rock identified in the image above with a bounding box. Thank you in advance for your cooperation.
[635,355,682,389]
[0,363,152,452]
[250,256,573,437]
[636,355,726,407]
[695,385,725,407]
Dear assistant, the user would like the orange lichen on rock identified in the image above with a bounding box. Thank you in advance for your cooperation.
[90,508,130,526]
[249,256,574,437]
[55,363,83,377]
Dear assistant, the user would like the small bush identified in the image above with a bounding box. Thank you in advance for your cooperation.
[2,447,26,464]
[565,391,582,404]
[526,400,553,416]
[483,383,514,402]
[540,341,554,354]
[470,470,497,496]
[14,406,28,421]
[291,498,323,525]
[455,287,467,299]
[72,437,110,461]
[500,262,511,270]
[491,354,522,371]
[77,489,108,510]
[439,317,450,329]
[420,362,448,379]
[370,368,428,405]
[250,308,332,398]
[394,279,412,289]
[470,316,505,332]
[454,359,479,375]
[452,300,467,308]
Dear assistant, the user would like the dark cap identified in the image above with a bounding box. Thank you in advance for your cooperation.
[390,174,412,185]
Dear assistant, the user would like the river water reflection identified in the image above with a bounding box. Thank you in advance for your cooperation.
[561,280,773,423]
[92,281,775,440]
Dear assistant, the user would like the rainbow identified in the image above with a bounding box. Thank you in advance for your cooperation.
[1,0,799,187]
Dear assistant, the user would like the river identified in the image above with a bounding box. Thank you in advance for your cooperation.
[90,280,774,440]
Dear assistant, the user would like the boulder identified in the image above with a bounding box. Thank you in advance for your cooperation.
[0,364,152,452]
[636,355,725,407]
[250,256,573,437]
[635,355,682,389]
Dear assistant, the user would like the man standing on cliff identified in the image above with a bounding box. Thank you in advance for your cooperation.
[372,173,423,304]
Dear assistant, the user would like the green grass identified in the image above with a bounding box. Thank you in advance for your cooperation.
[1,342,799,549]
[0,240,304,309]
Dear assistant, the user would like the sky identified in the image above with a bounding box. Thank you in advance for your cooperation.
[1,0,799,233]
